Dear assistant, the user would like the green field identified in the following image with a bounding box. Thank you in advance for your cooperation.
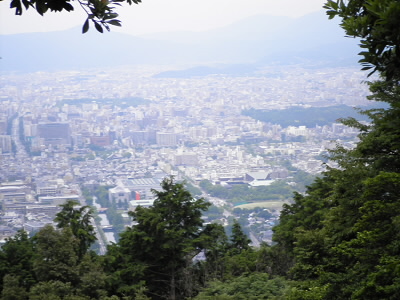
[235,201,289,210]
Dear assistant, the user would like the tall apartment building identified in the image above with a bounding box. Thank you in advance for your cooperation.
[156,132,177,147]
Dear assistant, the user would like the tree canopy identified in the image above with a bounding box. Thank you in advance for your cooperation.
[269,1,400,298]
[324,0,400,81]
[54,200,96,261]
[105,176,211,299]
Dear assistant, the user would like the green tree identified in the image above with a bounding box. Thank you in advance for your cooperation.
[0,274,28,300]
[194,223,229,282]
[28,280,75,300]
[228,220,251,255]
[0,230,36,293]
[106,176,210,300]
[269,2,400,298]
[193,272,288,300]
[54,200,96,260]
[33,225,80,284]
[324,0,400,81]
[75,253,109,299]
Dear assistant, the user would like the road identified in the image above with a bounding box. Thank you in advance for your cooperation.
[11,114,29,160]
[249,231,261,248]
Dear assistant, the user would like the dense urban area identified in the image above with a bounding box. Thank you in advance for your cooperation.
[2,0,400,298]
[0,65,370,249]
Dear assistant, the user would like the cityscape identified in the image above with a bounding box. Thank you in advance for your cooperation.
[1,1,399,298]
[0,64,371,249]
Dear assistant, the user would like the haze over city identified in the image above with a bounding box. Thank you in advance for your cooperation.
[1,0,326,35]
[0,0,371,244]
[1,1,399,299]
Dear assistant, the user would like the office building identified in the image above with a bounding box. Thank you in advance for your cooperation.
[37,123,71,146]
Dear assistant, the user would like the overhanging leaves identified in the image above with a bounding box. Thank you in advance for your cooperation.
[7,0,144,33]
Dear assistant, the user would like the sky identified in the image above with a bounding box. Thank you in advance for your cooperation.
[0,0,326,35]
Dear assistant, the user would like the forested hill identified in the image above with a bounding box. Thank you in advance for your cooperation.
[242,103,388,127]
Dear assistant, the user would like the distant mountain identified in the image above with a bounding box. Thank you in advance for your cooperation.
[256,10,360,66]
[139,14,293,44]
[0,28,188,72]
[0,10,361,73]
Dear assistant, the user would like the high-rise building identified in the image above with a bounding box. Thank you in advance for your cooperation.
[156,132,177,147]
[90,135,111,147]
[0,118,7,135]
[37,123,71,146]
[131,131,149,145]
[0,135,12,153]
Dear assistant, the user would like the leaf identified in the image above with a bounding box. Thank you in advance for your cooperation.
[21,0,31,10]
[329,0,339,10]
[63,2,74,12]
[104,13,119,20]
[35,0,48,15]
[94,21,104,33]
[10,0,23,15]
[82,19,90,34]
[107,20,121,27]
[128,0,142,4]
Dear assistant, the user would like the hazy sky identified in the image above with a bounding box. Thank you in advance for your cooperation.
[0,0,326,35]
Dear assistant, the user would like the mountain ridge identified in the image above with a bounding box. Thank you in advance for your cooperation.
[0,10,360,72]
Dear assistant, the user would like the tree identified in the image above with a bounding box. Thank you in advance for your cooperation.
[0,230,36,293]
[106,176,210,300]
[272,177,334,277]
[193,272,288,300]
[75,253,109,299]
[28,280,75,300]
[33,225,80,284]
[268,2,400,298]
[0,274,29,300]
[228,220,251,256]
[324,0,400,81]
[54,200,96,260]
[195,223,229,281]
[6,0,143,33]
[31,225,109,299]
[272,103,400,298]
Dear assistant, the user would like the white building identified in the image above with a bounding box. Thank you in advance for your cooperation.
[156,132,177,147]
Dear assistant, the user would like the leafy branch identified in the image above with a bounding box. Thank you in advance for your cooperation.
[7,0,143,33]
